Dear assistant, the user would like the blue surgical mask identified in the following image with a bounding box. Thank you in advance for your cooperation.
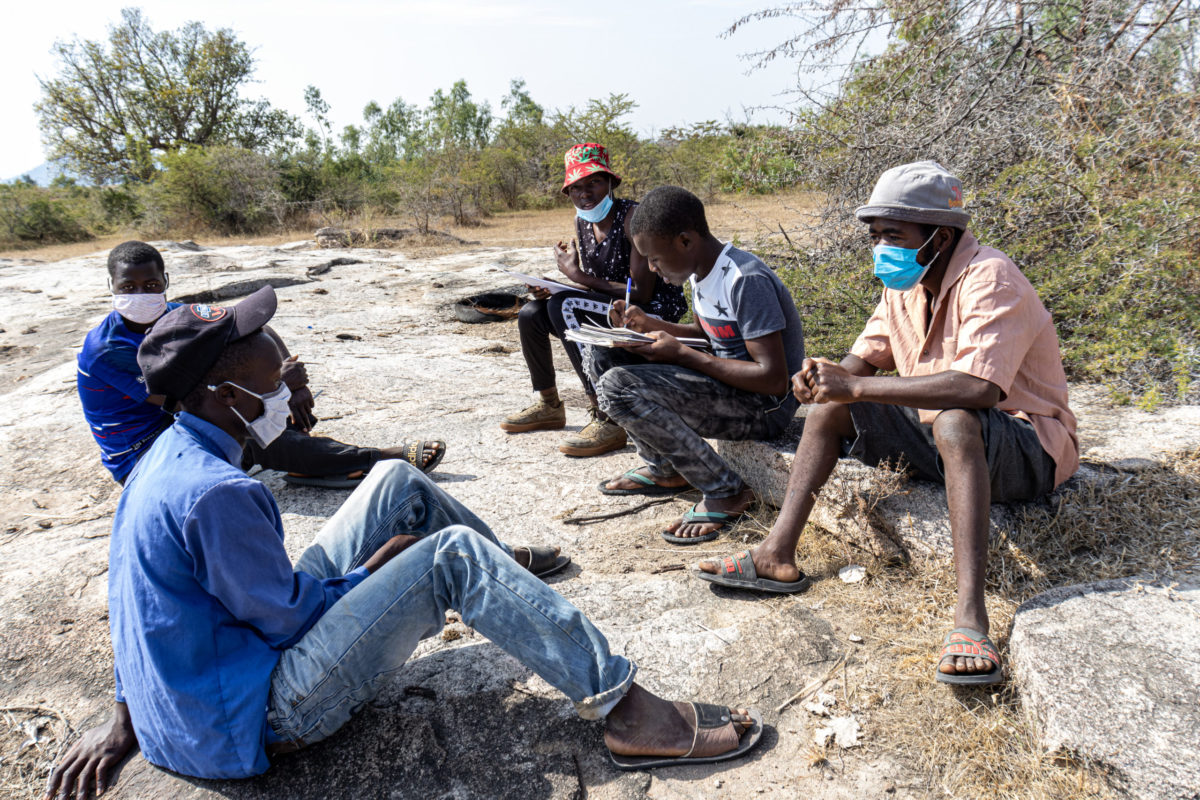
[872,229,940,291]
[575,192,613,224]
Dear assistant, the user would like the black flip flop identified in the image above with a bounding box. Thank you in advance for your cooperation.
[515,545,571,580]
[609,704,763,770]
[935,628,1004,685]
[282,471,366,489]
[404,439,447,474]
[598,468,689,497]
[695,550,811,594]
[661,505,741,546]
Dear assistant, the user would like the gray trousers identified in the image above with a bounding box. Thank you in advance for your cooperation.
[844,402,1057,502]
[589,347,797,499]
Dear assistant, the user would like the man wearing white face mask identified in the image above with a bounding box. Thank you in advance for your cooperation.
[76,241,445,485]
[697,161,1079,687]
[46,286,765,796]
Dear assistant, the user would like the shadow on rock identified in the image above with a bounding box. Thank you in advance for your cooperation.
[105,637,783,800]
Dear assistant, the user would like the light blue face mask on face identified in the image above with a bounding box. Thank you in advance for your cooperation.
[872,229,940,291]
[575,192,613,224]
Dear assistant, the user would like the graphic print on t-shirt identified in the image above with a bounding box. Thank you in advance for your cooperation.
[686,244,806,377]
[691,247,751,361]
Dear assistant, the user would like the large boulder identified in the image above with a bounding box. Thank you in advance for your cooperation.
[719,415,1023,561]
[1009,575,1200,800]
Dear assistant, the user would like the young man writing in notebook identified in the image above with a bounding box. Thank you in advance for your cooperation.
[590,186,806,544]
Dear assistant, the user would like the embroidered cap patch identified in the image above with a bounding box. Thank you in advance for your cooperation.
[189,303,228,322]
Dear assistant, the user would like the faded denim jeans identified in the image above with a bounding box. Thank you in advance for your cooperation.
[589,347,798,499]
[266,460,636,748]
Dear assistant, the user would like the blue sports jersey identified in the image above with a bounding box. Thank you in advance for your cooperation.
[76,305,181,482]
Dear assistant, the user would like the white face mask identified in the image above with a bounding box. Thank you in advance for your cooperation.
[113,292,168,325]
[209,380,292,448]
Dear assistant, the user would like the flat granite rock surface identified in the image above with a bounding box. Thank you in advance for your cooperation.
[2,240,1196,799]
[0,242,904,800]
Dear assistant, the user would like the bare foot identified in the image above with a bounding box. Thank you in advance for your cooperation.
[696,544,804,584]
[604,467,689,492]
[665,487,754,540]
[604,684,753,759]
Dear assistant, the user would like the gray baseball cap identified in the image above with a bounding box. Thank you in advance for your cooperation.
[855,160,970,229]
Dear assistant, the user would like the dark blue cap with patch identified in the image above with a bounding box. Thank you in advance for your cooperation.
[137,285,277,409]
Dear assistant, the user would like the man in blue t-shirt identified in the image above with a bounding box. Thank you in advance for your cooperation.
[77,241,445,485]
[590,187,805,545]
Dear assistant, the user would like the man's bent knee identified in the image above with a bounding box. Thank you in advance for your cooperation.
[803,402,854,438]
[594,368,639,420]
[517,299,547,329]
[370,457,422,481]
[931,409,983,455]
[428,524,496,558]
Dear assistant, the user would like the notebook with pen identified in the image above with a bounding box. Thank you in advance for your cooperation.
[565,323,710,349]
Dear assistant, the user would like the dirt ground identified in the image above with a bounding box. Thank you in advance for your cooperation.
[0,191,820,263]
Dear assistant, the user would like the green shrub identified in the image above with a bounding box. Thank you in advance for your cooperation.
[150,146,284,234]
[0,184,92,247]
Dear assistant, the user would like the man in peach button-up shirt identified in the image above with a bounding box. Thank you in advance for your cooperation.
[698,161,1078,687]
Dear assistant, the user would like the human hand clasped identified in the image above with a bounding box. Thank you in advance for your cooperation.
[792,357,857,404]
[280,355,308,391]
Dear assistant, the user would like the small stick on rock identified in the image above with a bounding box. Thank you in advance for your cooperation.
[775,654,847,714]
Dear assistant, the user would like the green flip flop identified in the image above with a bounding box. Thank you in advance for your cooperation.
[661,504,742,545]
[597,468,690,497]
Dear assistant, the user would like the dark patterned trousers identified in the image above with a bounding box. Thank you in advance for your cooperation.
[589,347,797,499]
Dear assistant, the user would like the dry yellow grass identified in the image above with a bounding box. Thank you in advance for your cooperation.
[725,449,1200,799]
[0,231,307,262]
[0,190,821,262]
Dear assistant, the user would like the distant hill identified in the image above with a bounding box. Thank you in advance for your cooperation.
[4,161,88,186]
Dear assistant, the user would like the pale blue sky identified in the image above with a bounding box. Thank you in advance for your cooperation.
[1,0,810,179]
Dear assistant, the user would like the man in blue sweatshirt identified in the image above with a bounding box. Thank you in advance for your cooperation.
[76,241,443,486]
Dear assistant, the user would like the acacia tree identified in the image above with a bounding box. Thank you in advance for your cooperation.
[35,8,298,183]
[733,0,1200,396]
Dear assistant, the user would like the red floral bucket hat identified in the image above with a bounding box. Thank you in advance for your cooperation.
[561,143,622,194]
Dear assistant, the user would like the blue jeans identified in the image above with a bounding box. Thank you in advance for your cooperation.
[266,460,636,747]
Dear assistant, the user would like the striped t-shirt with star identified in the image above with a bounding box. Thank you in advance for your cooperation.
[688,244,806,377]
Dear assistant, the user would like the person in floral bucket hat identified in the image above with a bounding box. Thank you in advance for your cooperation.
[500,143,687,457]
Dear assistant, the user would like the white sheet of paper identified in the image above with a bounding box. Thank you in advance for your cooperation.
[504,269,577,294]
